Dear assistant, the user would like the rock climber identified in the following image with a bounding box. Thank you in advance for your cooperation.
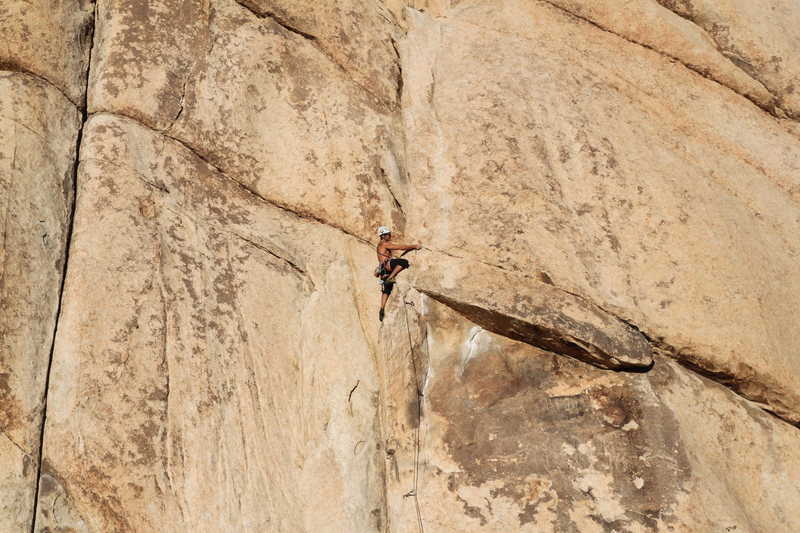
[375,226,422,322]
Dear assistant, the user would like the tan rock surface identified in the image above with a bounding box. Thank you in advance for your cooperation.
[400,3,800,422]
[0,0,94,105]
[88,0,208,128]
[0,72,80,531]
[36,113,390,531]
[541,0,788,115]
[234,0,402,107]
[414,297,800,532]
[652,0,800,119]
[0,0,797,531]
[414,255,653,370]
[90,0,404,241]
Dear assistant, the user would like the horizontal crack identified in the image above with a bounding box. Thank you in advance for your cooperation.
[545,283,800,427]
[453,2,784,120]
[228,231,312,282]
[420,249,800,428]
[0,65,80,109]
[162,205,315,290]
[533,0,785,119]
[669,346,800,430]
[233,0,396,111]
[89,111,376,248]
[567,290,800,428]
[234,0,317,40]
[0,115,67,159]
[649,1,798,121]
[81,157,169,193]
[422,245,551,284]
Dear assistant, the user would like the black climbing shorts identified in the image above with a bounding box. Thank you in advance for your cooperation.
[380,258,410,295]
[388,258,409,270]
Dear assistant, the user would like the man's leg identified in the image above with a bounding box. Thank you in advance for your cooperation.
[385,264,404,281]
[379,282,393,322]
[385,258,409,282]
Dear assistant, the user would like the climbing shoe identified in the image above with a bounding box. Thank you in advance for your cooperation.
[379,309,385,322]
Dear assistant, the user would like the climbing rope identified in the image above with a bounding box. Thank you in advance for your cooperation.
[402,297,425,533]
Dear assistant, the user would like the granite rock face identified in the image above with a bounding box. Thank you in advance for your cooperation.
[2,0,800,531]
[415,299,800,532]
[36,113,387,531]
[234,0,402,107]
[0,0,94,105]
[415,255,653,370]
[90,0,405,239]
[0,72,80,532]
[401,2,800,423]
[0,12,84,529]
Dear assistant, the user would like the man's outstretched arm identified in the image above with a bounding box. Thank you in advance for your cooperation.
[385,242,422,251]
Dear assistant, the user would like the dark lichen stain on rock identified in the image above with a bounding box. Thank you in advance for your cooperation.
[457,495,488,526]
[426,301,691,529]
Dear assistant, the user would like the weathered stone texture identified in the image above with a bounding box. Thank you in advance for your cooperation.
[234,0,402,107]
[88,0,208,128]
[0,72,80,531]
[0,0,94,105]
[2,0,798,531]
[415,255,653,370]
[415,298,800,532]
[36,114,388,531]
[90,0,405,240]
[543,0,795,116]
[400,3,800,422]
[652,0,800,119]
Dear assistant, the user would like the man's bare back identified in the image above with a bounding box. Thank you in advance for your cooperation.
[376,240,395,263]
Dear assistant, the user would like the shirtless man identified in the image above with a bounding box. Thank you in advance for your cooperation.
[376,226,422,322]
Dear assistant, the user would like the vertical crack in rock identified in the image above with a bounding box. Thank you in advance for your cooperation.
[29,3,97,531]
[391,38,404,112]
[347,380,360,404]
[165,4,213,136]
[370,0,396,25]
[459,327,483,378]
[166,78,187,132]
[378,163,403,212]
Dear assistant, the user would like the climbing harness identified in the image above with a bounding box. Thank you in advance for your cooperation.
[375,259,391,282]
[375,247,417,282]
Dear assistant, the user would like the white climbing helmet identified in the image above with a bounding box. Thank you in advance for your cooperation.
[377,226,392,236]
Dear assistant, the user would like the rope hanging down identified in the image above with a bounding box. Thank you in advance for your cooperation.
[402,298,425,533]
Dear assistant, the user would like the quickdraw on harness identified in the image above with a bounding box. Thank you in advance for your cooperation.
[374,258,391,280]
